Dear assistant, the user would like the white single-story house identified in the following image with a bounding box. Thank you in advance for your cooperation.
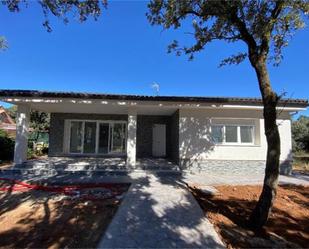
[0,89,307,175]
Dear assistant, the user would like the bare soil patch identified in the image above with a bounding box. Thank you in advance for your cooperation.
[190,184,309,248]
[0,180,130,249]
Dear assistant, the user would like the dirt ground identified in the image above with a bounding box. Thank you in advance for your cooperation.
[0,182,130,249]
[190,184,309,248]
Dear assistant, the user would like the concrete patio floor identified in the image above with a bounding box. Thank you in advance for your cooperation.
[11,157,180,172]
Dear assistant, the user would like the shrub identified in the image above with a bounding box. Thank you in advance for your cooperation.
[27,148,36,159]
[0,129,15,161]
[292,116,309,153]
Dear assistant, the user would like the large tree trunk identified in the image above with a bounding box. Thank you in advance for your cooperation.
[249,60,281,230]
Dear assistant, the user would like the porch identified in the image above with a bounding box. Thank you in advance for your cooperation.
[12,157,180,174]
[1,93,180,169]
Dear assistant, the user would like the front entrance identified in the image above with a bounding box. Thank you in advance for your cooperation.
[152,124,166,157]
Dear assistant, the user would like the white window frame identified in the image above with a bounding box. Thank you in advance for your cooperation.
[67,119,127,156]
[211,124,255,146]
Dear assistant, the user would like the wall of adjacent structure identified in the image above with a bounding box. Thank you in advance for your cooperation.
[178,108,292,174]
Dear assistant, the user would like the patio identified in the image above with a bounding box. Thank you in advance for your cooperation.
[12,157,180,172]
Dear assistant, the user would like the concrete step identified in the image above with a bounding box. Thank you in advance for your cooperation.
[0,168,182,177]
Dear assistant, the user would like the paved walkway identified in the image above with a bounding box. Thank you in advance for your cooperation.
[182,171,309,186]
[97,175,224,248]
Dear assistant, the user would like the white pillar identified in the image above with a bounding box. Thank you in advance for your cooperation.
[14,105,30,165]
[127,109,137,168]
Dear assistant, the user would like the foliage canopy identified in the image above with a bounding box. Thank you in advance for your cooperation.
[147,0,308,66]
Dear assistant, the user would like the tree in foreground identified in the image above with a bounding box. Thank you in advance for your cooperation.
[147,0,308,229]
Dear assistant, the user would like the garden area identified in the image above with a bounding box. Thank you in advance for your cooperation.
[0,179,130,249]
[190,184,309,248]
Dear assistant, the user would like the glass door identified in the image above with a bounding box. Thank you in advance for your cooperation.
[98,123,109,154]
[68,120,126,155]
[83,122,97,153]
[110,123,126,153]
[69,121,83,153]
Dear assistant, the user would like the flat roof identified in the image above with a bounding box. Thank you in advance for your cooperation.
[0,89,308,108]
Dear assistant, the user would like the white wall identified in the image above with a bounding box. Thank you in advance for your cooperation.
[179,108,292,162]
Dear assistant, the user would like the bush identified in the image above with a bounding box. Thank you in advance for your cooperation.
[292,116,309,153]
[27,148,36,159]
[0,129,15,161]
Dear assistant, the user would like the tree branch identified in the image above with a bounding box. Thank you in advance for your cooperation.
[173,10,201,24]
[229,7,257,52]
[260,0,285,55]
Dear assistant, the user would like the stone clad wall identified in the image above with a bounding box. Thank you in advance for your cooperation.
[180,159,292,175]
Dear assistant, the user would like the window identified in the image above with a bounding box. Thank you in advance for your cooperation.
[240,126,254,143]
[68,120,127,154]
[225,126,238,143]
[211,125,223,143]
[211,124,254,145]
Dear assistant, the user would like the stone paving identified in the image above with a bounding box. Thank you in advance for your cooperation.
[182,171,309,186]
[12,157,180,171]
[97,174,224,248]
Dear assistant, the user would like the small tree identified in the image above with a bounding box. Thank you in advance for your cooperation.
[6,106,50,143]
[30,111,50,144]
[147,0,308,229]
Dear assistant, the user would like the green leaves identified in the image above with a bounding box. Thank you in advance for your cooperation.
[1,0,107,45]
[38,0,107,32]
[30,110,50,133]
[147,0,309,66]
[292,116,309,152]
[219,52,247,67]
[0,36,8,51]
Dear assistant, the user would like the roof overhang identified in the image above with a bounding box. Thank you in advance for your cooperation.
[0,89,307,115]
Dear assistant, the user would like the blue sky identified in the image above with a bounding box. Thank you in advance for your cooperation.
[0,1,308,116]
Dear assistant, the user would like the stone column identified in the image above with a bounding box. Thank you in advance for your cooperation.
[14,105,30,165]
[127,109,137,168]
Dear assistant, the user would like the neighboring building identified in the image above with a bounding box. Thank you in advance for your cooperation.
[0,105,16,137]
[0,89,307,174]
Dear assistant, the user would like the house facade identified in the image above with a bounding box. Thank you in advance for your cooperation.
[0,89,307,175]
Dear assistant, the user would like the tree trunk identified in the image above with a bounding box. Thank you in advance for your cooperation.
[249,60,281,230]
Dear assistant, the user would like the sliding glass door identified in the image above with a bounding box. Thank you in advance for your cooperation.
[98,123,109,154]
[69,121,83,153]
[83,122,97,153]
[109,123,126,153]
[68,120,126,155]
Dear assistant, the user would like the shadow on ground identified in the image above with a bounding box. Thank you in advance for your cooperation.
[0,180,129,248]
